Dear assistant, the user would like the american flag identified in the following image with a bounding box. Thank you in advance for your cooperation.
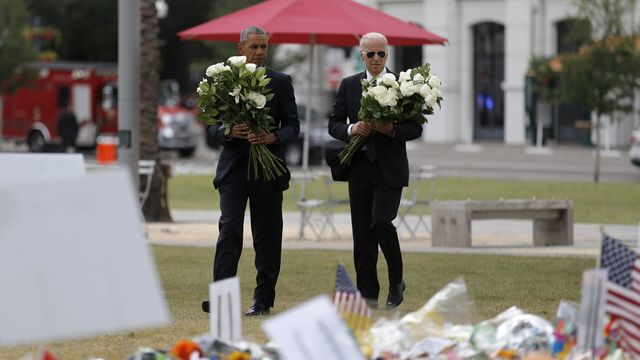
[599,234,640,356]
[333,264,372,336]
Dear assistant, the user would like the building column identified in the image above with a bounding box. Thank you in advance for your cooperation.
[423,0,461,143]
[503,0,532,145]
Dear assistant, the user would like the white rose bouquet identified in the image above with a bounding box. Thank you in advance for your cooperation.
[197,55,286,181]
[338,63,443,165]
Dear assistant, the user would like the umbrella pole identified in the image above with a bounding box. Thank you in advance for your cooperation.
[299,40,315,240]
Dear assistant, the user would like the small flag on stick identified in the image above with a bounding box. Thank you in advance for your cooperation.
[333,264,372,336]
[599,233,640,357]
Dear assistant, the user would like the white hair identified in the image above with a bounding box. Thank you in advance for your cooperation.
[359,32,388,50]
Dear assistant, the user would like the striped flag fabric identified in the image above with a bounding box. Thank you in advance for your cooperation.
[333,264,372,336]
[599,233,640,357]
[604,282,640,356]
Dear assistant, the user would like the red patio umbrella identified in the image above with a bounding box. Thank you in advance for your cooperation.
[179,0,446,214]
[178,0,447,46]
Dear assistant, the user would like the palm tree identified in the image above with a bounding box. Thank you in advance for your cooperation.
[139,0,171,221]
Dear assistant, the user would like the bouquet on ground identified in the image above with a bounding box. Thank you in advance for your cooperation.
[197,55,286,181]
[338,63,443,165]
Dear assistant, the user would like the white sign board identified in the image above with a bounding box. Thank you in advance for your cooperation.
[262,296,365,360]
[576,269,607,352]
[0,153,85,186]
[0,170,169,346]
[209,277,242,342]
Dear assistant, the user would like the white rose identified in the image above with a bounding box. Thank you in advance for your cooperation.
[425,94,438,107]
[222,65,232,73]
[432,87,442,98]
[413,73,425,83]
[245,91,267,109]
[381,73,397,86]
[375,93,391,107]
[398,71,411,83]
[386,87,399,99]
[376,89,398,107]
[368,85,387,97]
[419,83,432,98]
[400,81,416,97]
[428,75,441,88]
[228,55,247,67]
[229,85,242,103]
[245,63,257,73]
[206,62,225,77]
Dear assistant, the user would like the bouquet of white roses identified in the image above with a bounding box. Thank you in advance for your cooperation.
[338,63,443,165]
[197,55,286,181]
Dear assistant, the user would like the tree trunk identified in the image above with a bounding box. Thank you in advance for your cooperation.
[593,114,601,184]
[139,0,172,221]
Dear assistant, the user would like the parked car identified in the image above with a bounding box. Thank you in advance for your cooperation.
[283,105,331,166]
[630,127,640,168]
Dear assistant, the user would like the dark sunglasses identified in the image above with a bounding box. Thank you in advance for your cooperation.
[365,51,386,59]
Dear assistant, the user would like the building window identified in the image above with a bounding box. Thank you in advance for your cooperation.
[394,22,424,72]
[472,22,505,141]
[395,46,423,71]
[555,18,592,144]
[556,18,590,54]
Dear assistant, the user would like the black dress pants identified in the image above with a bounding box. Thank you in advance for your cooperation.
[213,181,283,307]
[347,154,403,300]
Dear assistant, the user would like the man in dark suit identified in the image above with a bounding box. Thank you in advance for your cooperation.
[328,32,423,310]
[202,26,299,316]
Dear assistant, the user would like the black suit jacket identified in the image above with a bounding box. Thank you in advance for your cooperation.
[207,67,299,191]
[328,71,423,188]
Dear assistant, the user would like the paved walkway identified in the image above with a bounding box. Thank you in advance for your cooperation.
[146,209,639,258]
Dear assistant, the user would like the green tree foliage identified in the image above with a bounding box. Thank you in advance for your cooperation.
[0,0,37,92]
[27,0,117,62]
[147,0,267,92]
[557,0,640,182]
[158,0,216,91]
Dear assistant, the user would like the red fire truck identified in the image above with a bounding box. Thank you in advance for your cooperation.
[1,62,199,157]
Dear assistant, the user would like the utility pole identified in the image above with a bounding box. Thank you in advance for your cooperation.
[118,0,140,188]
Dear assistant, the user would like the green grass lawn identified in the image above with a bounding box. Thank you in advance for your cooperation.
[0,247,595,359]
[169,174,640,224]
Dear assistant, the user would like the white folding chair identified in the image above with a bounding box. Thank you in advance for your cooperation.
[138,159,156,207]
[293,170,343,241]
[396,165,437,240]
[316,170,348,239]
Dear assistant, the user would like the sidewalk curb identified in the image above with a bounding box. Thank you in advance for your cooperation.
[145,210,639,258]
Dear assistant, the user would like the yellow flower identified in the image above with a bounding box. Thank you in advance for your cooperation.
[227,351,251,360]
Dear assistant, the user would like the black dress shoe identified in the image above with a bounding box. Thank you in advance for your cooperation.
[245,303,270,316]
[202,300,210,313]
[385,280,406,310]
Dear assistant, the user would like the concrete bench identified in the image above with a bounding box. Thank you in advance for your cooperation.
[430,199,573,247]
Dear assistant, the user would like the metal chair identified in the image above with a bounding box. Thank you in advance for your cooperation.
[293,170,344,241]
[138,159,156,207]
[396,165,437,240]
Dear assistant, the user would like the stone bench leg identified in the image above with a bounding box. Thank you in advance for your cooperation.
[431,208,471,247]
[533,209,573,246]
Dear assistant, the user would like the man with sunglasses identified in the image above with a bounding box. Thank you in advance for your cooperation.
[328,32,423,310]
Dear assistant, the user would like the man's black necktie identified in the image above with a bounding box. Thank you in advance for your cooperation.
[365,137,377,162]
